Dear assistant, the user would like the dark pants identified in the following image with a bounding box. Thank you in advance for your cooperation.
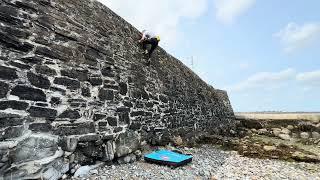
[142,38,159,58]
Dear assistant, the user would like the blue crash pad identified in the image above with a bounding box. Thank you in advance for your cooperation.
[144,150,192,167]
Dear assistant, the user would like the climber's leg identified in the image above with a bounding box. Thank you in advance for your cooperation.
[141,40,148,50]
[148,38,158,58]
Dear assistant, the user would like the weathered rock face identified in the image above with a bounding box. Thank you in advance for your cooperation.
[0,0,236,178]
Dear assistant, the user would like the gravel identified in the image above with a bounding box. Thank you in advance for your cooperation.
[70,145,320,180]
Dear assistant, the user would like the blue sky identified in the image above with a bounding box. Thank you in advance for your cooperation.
[100,0,320,112]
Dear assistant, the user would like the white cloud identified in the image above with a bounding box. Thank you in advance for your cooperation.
[226,68,296,92]
[274,22,320,52]
[239,62,250,70]
[214,0,255,24]
[98,0,208,49]
[297,70,320,86]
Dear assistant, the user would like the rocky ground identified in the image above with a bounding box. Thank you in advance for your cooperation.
[69,145,320,180]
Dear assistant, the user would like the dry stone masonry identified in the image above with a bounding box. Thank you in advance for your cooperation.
[0,0,236,179]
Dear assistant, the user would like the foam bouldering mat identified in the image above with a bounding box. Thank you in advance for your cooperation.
[144,150,193,167]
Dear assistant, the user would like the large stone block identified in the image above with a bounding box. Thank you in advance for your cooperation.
[123,101,133,107]
[104,84,119,90]
[0,100,29,110]
[9,61,31,70]
[119,112,130,125]
[0,81,9,98]
[116,106,130,113]
[0,31,34,52]
[84,48,102,66]
[35,46,62,60]
[53,77,81,90]
[129,122,142,131]
[61,68,88,81]
[29,122,52,132]
[68,98,87,108]
[54,122,95,136]
[38,158,69,180]
[50,97,61,106]
[107,117,118,126]
[81,86,91,97]
[28,106,57,119]
[93,113,106,121]
[11,85,47,102]
[115,130,140,157]
[130,111,152,117]
[78,134,100,142]
[36,102,48,107]
[0,125,25,140]
[20,56,43,64]
[10,135,58,163]
[101,65,115,77]
[27,72,50,89]
[159,95,168,103]
[97,121,109,131]
[0,113,25,128]
[78,141,104,158]
[0,65,18,80]
[3,157,68,180]
[73,150,94,165]
[103,141,115,161]
[98,88,114,101]
[35,65,57,76]
[2,26,31,39]
[0,5,25,26]
[8,1,38,13]
[58,136,78,152]
[58,109,81,119]
[89,76,103,86]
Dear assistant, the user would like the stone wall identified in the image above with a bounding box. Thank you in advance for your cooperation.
[0,0,236,178]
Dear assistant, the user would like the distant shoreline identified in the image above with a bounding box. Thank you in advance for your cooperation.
[235,112,320,121]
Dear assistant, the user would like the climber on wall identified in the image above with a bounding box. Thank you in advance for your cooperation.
[138,30,160,63]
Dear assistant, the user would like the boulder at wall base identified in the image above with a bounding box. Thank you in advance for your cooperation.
[263,145,277,151]
[103,141,115,162]
[73,163,104,178]
[115,130,141,157]
[10,134,59,164]
[77,141,104,159]
[117,153,136,164]
[73,150,95,165]
[278,134,291,141]
[281,128,290,135]
[241,119,263,129]
[3,134,67,179]
[300,132,310,139]
[58,136,78,152]
[272,128,281,136]
[312,132,320,139]
[3,157,69,180]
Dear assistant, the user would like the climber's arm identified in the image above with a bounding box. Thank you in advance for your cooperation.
[139,32,147,43]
